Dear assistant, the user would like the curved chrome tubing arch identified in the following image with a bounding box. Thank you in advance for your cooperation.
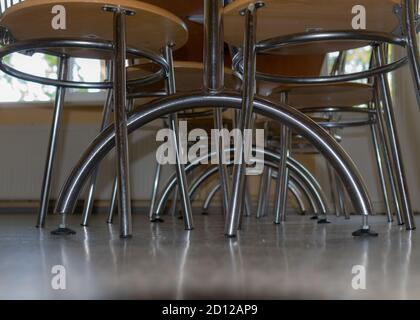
[180,162,311,216]
[232,30,408,85]
[202,177,307,216]
[53,92,374,236]
[154,160,321,219]
[152,149,327,219]
[0,38,169,89]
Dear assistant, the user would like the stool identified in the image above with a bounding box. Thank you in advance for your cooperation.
[0,0,188,237]
[223,0,420,236]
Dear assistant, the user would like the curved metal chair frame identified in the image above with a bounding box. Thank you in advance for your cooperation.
[53,91,375,236]
[146,147,329,222]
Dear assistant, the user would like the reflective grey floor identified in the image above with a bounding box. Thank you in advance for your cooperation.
[0,212,418,300]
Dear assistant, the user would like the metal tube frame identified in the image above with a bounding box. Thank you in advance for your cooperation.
[374,44,416,230]
[81,67,113,227]
[53,91,376,237]
[36,55,68,228]
[163,43,194,230]
[402,0,420,107]
[204,0,231,218]
[225,3,261,237]
[157,153,322,219]
[108,6,134,238]
[0,38,168,89]
[232,30,408,85]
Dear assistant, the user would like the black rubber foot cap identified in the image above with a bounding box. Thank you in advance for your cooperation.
[225,234,237,238]
[300,210,307,216]
[202,212,209,216]
[317,218,331,224]
[310,215,319,220]
[106,220,113,224]
[80,224,88,227]
[51,227,76,236]
[398,223,405,226]
[178,215,183,220]
[352,228,378,237]
[120,234,133,239]
[150,217,164,223]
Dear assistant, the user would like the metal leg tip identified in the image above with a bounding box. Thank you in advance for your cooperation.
[150,217,164,223]
[51,227,76,236]
[317,218,331,224]
[352,228,378,237]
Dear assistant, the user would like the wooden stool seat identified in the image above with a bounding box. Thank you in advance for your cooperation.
[128,61,241,92]
[269,82,374,108]
[0,0,188,59]
[224,0,400,54]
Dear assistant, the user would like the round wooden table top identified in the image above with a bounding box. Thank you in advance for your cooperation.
[224,0,400,54]
[0,0,188,58]
[269,82,374,108]
[128,61,241,92]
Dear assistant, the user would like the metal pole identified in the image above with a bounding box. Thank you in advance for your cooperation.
[108,6,134,238]
[273,124,291,224]
[163,44,194,230]
[148,162,162,220]
[402,0,420,108]
[81,84,113,226]
[36,55,68,228]
[225,3,260,237]
[369,106,393,223]
[204,0,231,217]
[374,45,415,230]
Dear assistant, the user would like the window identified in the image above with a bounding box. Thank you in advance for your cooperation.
[0,52,106,104]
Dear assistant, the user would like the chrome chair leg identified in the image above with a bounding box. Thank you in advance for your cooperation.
[148,162,163,221]
[370,116,393,223]
[256,166,270,218]
[37,55,68,228]
[374,45,415,230]
[262,167,272,216]
[106,177,118,224]
[243,184,253,217]
[402,0,420,107]
[163,44,194,230]
[373,90,404,225]
[273,125,291,224]
[81,88,113,227]
[225,4,259,237]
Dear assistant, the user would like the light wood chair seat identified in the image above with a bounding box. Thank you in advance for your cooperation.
[269,82,374,108]
[0,0,188,59]
[224,0,400,54]
[128,60,241,92]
